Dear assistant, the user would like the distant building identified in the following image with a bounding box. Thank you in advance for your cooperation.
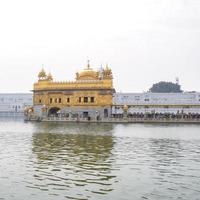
[0,93,32,116]
[112,92,200,115]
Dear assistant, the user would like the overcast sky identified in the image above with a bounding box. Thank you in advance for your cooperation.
[0,0,199,93]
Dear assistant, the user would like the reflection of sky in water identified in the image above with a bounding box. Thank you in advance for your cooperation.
[0,120,200,199]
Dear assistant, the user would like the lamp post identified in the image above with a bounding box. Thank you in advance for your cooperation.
[69,111,72,121]
[96,111,99,121]
[123,105,128,119]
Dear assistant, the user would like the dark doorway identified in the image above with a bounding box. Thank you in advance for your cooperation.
[48,107,60,116]
[83,112,89,118]
[104,109,108,118]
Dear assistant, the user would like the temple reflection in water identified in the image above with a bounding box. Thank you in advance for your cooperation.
[31,122,117,198]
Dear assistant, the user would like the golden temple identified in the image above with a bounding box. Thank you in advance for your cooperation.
[32,61,115,119]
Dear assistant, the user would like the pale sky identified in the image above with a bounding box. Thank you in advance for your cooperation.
[0,0,200,93]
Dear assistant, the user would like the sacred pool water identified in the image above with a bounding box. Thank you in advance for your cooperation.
[0,118,200,200]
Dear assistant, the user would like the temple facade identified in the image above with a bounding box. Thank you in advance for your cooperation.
[26,62,200,122]
[31,61,115,120]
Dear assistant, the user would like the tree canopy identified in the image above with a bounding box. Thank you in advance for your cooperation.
[149,81,182,93]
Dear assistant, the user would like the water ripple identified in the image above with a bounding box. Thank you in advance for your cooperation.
[1,121,200,199]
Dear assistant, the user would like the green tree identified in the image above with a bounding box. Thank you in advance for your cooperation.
[149,81,182,93]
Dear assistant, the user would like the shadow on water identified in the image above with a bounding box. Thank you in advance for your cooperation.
[31,122,117,199]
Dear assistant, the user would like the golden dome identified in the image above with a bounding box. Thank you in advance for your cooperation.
[38,68,47,79]
[76,61,99,81]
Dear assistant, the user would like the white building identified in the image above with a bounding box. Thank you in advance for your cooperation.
[2,92,200,117]
[112,92,200,115]
[0,93,32,116]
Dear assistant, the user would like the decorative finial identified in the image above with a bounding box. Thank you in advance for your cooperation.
[87,60,90,69]
[47,72,53,81]
[41,64,45,71]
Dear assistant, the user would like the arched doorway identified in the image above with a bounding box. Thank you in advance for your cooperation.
[48,107,60,117]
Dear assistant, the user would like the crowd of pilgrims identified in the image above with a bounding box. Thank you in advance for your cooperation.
[112,112,200,119]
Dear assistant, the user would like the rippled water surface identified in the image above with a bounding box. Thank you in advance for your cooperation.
[0,118,200,200]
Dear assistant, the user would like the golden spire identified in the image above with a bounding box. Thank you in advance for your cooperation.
[103,63,113,79]
[47,72,53,81]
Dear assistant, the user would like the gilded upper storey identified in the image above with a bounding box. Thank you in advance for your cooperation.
[34,62,113,91]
